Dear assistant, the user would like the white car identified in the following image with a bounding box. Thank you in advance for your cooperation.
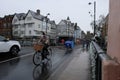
[0,36,21,55]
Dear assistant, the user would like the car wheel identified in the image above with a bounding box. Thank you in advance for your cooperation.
[10,46,19,55]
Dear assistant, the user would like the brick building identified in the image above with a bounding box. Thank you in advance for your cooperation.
[0,18,3,35]
[101,14,109,40]
[102,0,120,80]
[0,15,14,39]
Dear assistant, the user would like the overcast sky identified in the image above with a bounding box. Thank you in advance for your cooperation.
[0,0,109,33]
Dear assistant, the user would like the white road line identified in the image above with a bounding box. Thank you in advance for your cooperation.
[0,53,34,64]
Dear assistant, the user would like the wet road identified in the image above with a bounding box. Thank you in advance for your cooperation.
[0,45,82,80]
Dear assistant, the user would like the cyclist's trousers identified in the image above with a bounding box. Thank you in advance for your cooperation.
[42,44,49,60]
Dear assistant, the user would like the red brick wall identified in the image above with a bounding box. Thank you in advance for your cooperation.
[102,60,120,80]
[0,15,14,39]
[107,0,120,63]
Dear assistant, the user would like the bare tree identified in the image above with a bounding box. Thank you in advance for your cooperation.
[90,15,105,35]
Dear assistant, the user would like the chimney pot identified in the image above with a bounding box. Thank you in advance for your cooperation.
[36,9,40,15]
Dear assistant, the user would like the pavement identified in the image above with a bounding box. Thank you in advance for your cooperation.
[58,51,90,80]
[49,46,91,80]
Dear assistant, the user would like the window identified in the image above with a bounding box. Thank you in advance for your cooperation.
[47,26,49,30]
[27,17,32,21]
[21,24,25,28]
[36,32,41,35]
[42,22,47,30]
[8,23,11,27]
[0,36,6,41]
[9,17,11,21]
[29,30,31,34]
[51,26,56,29]
[21,31,25,34]
[3,23,7,28]
[14,31,18,35]
[16,25,18,28]
[7,32,11,35]
[38,24,41,28]
[14,19,17,23]
[28,23,32,27]
[14,25,18,29]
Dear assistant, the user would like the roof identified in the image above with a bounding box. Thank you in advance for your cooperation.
[14,10,51,22]
[58,20,67,25]
[0,17,2,20]
[50,20,56,24]
[16,13,26,20]
[62,20,67,24]
[28,10,45,21]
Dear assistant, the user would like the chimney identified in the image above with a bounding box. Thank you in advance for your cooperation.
[36,9,40,15]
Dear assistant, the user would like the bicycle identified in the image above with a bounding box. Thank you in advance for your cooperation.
[64,40,74,53]
[33,59,52,80]
[33,44,52,66]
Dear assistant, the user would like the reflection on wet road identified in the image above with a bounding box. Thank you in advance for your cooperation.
[33,60,52,80]
[0,53,18,61]
[0,46,81,80]
[0,54,20,80]
[0,47,34,62]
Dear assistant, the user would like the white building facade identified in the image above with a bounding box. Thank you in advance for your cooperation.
[12,10,56,41]
[74,26,82,43]
[56,17,82,44]
[56,18,75,43]
[57,20,74,37]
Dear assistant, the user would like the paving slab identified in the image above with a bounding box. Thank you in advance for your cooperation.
[57,50,90,80]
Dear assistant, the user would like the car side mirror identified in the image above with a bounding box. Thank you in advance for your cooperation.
[3,39,9,42]
[6,38,9,40]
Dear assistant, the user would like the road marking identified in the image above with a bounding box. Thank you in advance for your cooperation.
[0,52,34,64]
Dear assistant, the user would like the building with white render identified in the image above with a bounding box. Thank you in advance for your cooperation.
[12,10,57,43]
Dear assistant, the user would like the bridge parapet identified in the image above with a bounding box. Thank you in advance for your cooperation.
[89,41,120,80]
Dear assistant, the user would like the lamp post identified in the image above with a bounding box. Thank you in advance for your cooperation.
[89,1,96,36]
[67,22,69,37]
[45,13,50,35]
[66,17,70,38]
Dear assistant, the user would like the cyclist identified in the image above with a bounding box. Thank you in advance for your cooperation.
[65,39,74,50]
[39,32,50,61]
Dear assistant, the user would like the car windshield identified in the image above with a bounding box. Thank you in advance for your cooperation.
[0,36,6,41]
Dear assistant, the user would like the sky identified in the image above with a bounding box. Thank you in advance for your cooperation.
[0,0,109,33]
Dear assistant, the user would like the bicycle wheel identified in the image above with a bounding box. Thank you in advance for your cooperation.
[47,48,52,59]
[33,65,42,80]
[46,59,52,71]
[65,47,69,54]
[33,51,42,65]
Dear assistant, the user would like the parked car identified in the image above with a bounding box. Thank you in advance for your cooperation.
[0,35,21,55]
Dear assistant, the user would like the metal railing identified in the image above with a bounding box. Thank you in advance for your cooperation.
[89,41,111,80]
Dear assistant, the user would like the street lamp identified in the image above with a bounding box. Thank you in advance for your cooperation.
[45,13,50,35]
[88,1,96,36]
[66,17,70,37]
[67,22,69,37]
